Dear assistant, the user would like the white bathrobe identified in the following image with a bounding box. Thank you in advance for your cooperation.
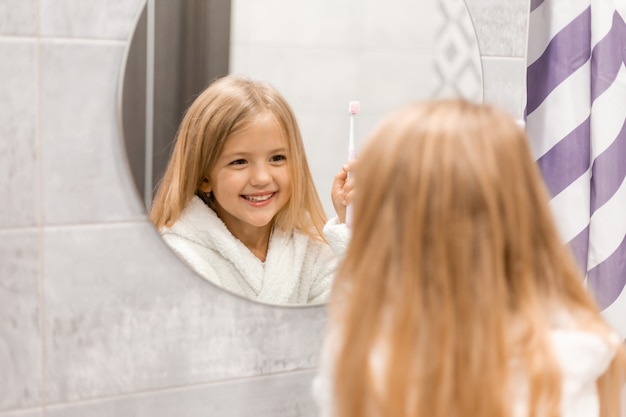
[313,312,623,417]
[160,196,349,305]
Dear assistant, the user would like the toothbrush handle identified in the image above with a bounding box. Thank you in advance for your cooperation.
[346,111,357,227]
[345,150,356,227]
[346,202,353,227]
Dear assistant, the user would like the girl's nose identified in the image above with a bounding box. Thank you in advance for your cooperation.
[250,164,272,186]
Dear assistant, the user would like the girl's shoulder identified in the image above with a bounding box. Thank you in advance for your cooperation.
[289,217,351,261]
[547,311,623,417]
[161,196,236,248]
[549,310,621,379]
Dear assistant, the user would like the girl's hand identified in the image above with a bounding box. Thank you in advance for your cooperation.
[331,162,355,224]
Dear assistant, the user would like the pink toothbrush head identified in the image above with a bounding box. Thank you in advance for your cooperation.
[349,101,361,115]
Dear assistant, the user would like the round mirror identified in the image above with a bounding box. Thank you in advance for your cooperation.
[119,0,483,305]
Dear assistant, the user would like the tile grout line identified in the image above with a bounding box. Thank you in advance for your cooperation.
[40,367,320,411]
[35,1,46,415]
[0,219,152,234]
[0,35,127,45]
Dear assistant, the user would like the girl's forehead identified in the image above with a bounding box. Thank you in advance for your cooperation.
[222,114,288,150]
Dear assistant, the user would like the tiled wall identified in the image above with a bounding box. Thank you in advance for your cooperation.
[0,0,528,416]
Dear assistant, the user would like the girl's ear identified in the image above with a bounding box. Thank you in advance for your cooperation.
[199,178,212,193]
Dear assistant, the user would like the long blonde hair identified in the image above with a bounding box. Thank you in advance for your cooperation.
[330,99,626,417]
[150,75,327,239]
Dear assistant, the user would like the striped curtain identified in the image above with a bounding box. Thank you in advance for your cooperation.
[525,0,626,338]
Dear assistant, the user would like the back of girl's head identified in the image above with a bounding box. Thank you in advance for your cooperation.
[330,99,620,417]
[150,75,325,236]
[341,99,585,310]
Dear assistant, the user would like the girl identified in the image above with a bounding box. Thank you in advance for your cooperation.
[150,75,350,305]
[315,99,626,417]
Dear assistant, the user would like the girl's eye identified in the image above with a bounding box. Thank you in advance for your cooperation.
[270,154,286,163]
[229,159,247,166]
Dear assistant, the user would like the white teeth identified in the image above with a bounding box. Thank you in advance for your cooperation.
[243,193,273,202]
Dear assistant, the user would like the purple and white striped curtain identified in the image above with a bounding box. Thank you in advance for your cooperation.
[525,0,626,338]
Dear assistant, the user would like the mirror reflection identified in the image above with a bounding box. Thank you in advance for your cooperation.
[119,0,483,306]
[150,75,351,305]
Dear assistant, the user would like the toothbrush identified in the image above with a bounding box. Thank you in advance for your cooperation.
[346,100,360,227]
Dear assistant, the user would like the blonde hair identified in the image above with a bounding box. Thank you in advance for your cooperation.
[330,99,626,417]
[150,75,327,239]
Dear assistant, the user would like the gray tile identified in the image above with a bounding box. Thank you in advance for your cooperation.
[46,370,319,417]
[40,0,144,40]
[433,0,484,102]
[464,0,529,57]
[0,230,42,411]
[482,56,527,120]
[43,222,327,403]
[0,0,38,36]
[360,0,440,48]
[0,409,42,417]
[39,40,146,225]
[232,0,356,47]
[0,39,39,229]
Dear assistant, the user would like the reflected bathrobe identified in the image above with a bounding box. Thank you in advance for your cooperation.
[160,196,349,305]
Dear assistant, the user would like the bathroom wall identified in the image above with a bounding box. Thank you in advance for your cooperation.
[0,0,528,416]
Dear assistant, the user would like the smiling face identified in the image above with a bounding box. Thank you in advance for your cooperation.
[200,113,292,241]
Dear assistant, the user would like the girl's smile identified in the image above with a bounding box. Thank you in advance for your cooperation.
[241,192,275,204]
